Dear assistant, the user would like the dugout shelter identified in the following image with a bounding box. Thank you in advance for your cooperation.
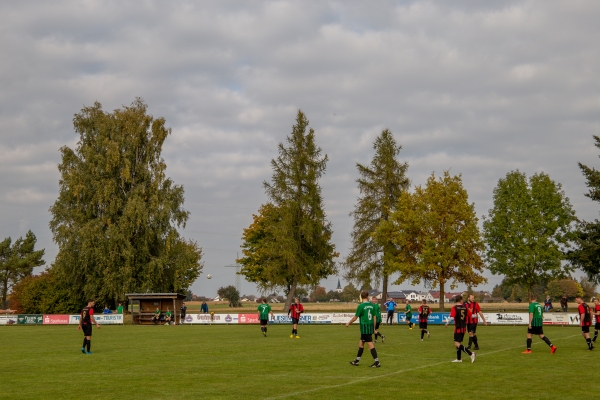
[126,293,186,325]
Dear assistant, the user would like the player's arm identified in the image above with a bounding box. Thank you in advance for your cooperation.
[528,312,533,328]
[479,311,487,325]
[346,316,357,327]
[90,314,100,328]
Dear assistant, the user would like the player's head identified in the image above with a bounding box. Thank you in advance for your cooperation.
[593,297,599,305]
[371,296,377,303]
[422,299,426,304]
[455,295,463,303]
[530,294,537,302]
[360,291,369,300]
[468,294,474,302]
[88,299,95,306]
[575,296,583,304]
[261,297,267,303]
[294,297,300,304]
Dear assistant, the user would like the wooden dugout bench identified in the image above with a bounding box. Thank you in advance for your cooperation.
[126,293,186,325]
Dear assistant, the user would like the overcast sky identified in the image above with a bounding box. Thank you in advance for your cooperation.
[1,0,599,298]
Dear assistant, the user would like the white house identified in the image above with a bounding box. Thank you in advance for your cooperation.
[213,295,224,301]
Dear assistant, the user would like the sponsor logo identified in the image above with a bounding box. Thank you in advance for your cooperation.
[238,313,259,324]
[43,315,70,324]
[225,314,232,323]
[185,315,193,322]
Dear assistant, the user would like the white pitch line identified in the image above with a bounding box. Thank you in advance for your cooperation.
[264,333,580,400]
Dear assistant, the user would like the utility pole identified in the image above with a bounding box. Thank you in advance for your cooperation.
[225,252,241,294]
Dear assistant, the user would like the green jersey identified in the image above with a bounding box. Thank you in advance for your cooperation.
[258,304,272,320]
[529,302,543,327]
[165,311,172,317]
[355,302,375,334]
[117,305,124,314]
[154,309,161,316]
[405,304,412,317]
[373,303,382,323]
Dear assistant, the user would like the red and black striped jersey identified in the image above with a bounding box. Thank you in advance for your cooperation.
[288,303,304,319]
[418,305,431,323]
[465,301,481,324]
[450,304,471,334]
[579,303,592,327]
[595,305,600,324]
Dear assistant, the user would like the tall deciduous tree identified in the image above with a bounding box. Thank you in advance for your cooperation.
[377,171,486,311]
[569,136,600,283]
[0,230,45,309]
[49,99,202,309]
[483,170,576,299]
[238,110,338,310]
[217,285,241,307]
[344,129,409,302]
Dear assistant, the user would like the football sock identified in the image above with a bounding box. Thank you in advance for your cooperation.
[586,338,593,349]
[83,338,87,348]
[86,340,91,352]
[456,348,461,360]
[594,331,598,342]
[356,347,364,359]
[542,337,552,347]
[459,344,472,356]
[421,330,425,339]
[370,348,378,360]
[473,336,478,347]
[527,338,532,350]
[468,337,473,347]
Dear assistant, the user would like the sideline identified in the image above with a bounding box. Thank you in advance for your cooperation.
[264,333,580,400]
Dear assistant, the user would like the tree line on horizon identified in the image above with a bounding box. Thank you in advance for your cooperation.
[2,99,600,313]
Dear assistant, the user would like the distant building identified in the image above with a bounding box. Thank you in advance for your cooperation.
[336,279,343,293]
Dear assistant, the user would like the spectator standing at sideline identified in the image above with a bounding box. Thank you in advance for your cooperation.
[201,301,209,314]
[180,302,187,324]
[544,296,553,312]
[560,295,568,312]
[103,306,112,314]
[117,303,124,314]
[383,297,396,325]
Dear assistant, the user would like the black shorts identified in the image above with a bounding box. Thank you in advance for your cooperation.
[291,317,299,325]
[454,333,465,343]
[360,334,373,343]
[260,319,269,326]
[467,323,478,333]
[82,323,92,336]
[595,322,600,330]
[375,322,381,329]
[528,326,544,335]
[419,322,428,330]
[582,326,590,333]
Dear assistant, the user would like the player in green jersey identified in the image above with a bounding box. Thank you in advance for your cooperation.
[523,295,556,354]
[404,300,413,329]
[164,308,173,325]
[346,291,381,368]
[258,298,274,337]
[371,297,386,343]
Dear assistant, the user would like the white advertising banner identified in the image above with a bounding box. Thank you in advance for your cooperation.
[69,314,124,325]
[487,312,528,325]
[332,313,359,324]
[270,313,332,324]
[183,313,235,324]
[0,315,18,325]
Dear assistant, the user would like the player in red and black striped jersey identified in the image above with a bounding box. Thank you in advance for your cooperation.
[445,295,475,363]
[576,296,594,350]
[465,294,487,350]
[593,297,600,343]
[418,299,431,340]
[288,297,304,339]
[78,299,100,354]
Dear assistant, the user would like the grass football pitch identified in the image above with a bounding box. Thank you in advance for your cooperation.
[0,323,597,399]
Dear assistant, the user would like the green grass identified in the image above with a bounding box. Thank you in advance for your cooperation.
[0,324,596,399]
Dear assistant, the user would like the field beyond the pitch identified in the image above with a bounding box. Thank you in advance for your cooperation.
[0,324,595,399]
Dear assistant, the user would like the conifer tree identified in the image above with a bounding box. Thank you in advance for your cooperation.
[239,110,337,310]
[344,129,409,301]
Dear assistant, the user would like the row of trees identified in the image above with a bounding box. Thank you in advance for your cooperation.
[239,110,600,311]
[7,102,600,313]
[492,277,596,303]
